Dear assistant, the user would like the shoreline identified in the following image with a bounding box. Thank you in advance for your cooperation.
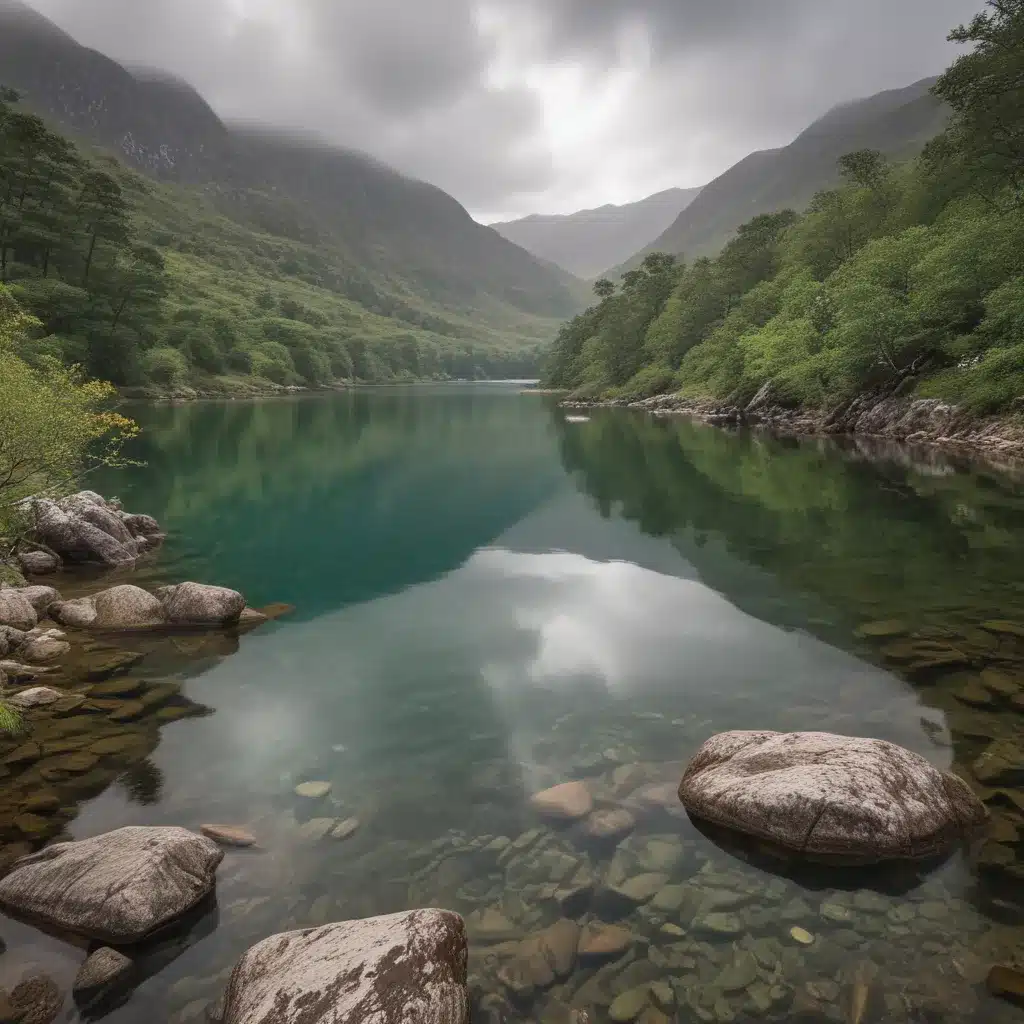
[560,392,1024,466]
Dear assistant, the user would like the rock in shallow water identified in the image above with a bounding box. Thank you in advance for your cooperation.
[201,825,257,848]
[221,909,469,1024]
[73,947,134,1008]
[0,826,223,943]
[52,585,165,630]
[156,582,245,627]
[0,589,37,631]
[529,781,593,821]
[677,730,987,864]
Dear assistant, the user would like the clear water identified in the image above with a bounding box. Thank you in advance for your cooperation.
[2,386,1023,1023]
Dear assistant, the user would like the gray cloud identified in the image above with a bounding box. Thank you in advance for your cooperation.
[24,0,983,218]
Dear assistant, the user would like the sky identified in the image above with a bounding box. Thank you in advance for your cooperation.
[23,0,983,223]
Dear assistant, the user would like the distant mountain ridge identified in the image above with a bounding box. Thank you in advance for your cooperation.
[492,187,703,279]
[0,0,583,324]
[613,77,949,276]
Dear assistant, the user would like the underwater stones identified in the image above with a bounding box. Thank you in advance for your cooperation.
[954,678,996,708]
[297,818,336,841]
[5,974,62,1024]
[855,620,908,638]
[293,780,331,799]
[330,817,360,841]
[819,901,853,924]
[577,922,633,962]
[987,965,1024,1003]
[789,927,815,945]
[692,912,743,937]
[715,950,759,993]
[608,986,652,1022]
[201,825,257,848]
[980,668,1022,699]
[650,884,687,913]
[221,909,469,1024]
[530,782,593,821]
[17,630,69,665]
[467,908,520,944]
[973,739,1024,786]
[584,808,636,840]
[597,873,668,916]
[516,919,579,986]
[81,649,145,681]
[0,825,223,943]
[982,620,1024,638]
[73,947,133,1009]
[678,730,988,864]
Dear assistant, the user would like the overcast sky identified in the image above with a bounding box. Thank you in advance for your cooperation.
[25,0,982,222]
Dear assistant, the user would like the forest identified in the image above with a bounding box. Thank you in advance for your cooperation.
[0,88,545,393]
[543,2,1024,416]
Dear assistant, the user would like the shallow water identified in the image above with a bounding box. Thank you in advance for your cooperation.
[2,386,1023,1023]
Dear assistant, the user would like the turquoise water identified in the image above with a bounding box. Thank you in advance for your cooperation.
[1,386,1022,1023]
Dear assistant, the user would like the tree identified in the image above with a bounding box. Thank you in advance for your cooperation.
[593,278,615,299]
[932,0,1024,201]
[838,149,890,191]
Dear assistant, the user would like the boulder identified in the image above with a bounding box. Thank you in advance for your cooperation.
[18,550,61,575]
[678,731,988,864]
[529,782,593,821]
[0,825,223,943]
[157,582,246,627]
[17,628,70,664]
[221,909,469,1024]
[73,947,133,1008]
[0,625,26,657]
[52,585,166,631]
[31,497,138,566]
[0,590,37,631]
[5,974,62,1024]
[8,686,64,708]
[18,586,61,616]
[584,808,636,840]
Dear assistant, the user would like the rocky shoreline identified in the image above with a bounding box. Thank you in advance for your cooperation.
[561,390,1024,464]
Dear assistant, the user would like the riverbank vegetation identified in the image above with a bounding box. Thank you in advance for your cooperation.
[543,1,1024,416]
[0,89,550,393]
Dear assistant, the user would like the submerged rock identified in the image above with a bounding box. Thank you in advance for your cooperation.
[529,781,593,821]
[987,965,1024,1003]
[583,808,636,840]
[221,909,469,1024]
[73,947,134,1008]
[201,825,257,848]
[8,686,64,708]
[973,739,1024,786]
[677,730,987,864]
[577,922,633,961]
[0,825,223,943]
[18,550,61,575]
[6,974,62,1024]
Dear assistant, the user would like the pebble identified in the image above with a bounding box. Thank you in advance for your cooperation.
[294,781,331,798]
[298,818,336,840]
[200,825,257,848]
[330,817,360,841]
[608,986,651,1022]
[693,912,743,937]
[789,926,815,945]
[820,901,853,923]
[987,965,1024,1002]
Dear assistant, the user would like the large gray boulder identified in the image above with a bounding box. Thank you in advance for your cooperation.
[678,731,987,864]
[29,492,164,567]
[221,910,469,1024]
[0,589,37,631]
[52,585,166,631]
[157,582,246,627]
[0,826,223,943]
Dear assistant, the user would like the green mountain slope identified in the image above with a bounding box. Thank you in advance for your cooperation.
[613,78,949,274]
[0,0,585,385]
[491,187,703,279]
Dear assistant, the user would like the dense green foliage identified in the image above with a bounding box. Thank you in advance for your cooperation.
[0,90,556,391]
[545,2,1024,415]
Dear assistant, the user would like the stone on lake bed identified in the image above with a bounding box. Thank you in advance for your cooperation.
[330,817,360,841]
[73,947,134,1007]
[608,986,652,1022]
[0,825,222,943]
[577,922,633,960]
[790,926,815,945]
[973,739,1024,787]
[987,965,1024,1003]
[980,668,1022,698]
[855,620,908,638]
[677,730,988,864]
[715,950,759,992]
[201,825,257,848]
[529,781,593,820]
[583,807,636,840]
[220,909,469,1024]
[981,620,1024,638]
[954,678,996,708]
[298,818,337,841]
[294,780,331,798]
[693,912,743,937]
[6,974,62,1024]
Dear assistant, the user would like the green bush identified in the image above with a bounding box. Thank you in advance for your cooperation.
[142,346,189,386]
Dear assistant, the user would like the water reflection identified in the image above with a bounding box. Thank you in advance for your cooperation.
[1,391,1022,1023]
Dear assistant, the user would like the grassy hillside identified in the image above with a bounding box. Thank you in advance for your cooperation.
[0,0,586,389]
[492,187,703,279]
[612,78,949,275]
[543,4,1024,418]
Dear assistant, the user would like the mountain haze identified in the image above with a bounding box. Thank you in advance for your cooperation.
[614,77,949,276]
[0,0,583,329]
[492,187,703,279]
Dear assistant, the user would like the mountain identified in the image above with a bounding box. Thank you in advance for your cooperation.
[492,187,703,279]
[0,0,583,329]
[614,77,949,275]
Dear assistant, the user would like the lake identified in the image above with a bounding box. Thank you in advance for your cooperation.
[2,384,1023,1023]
